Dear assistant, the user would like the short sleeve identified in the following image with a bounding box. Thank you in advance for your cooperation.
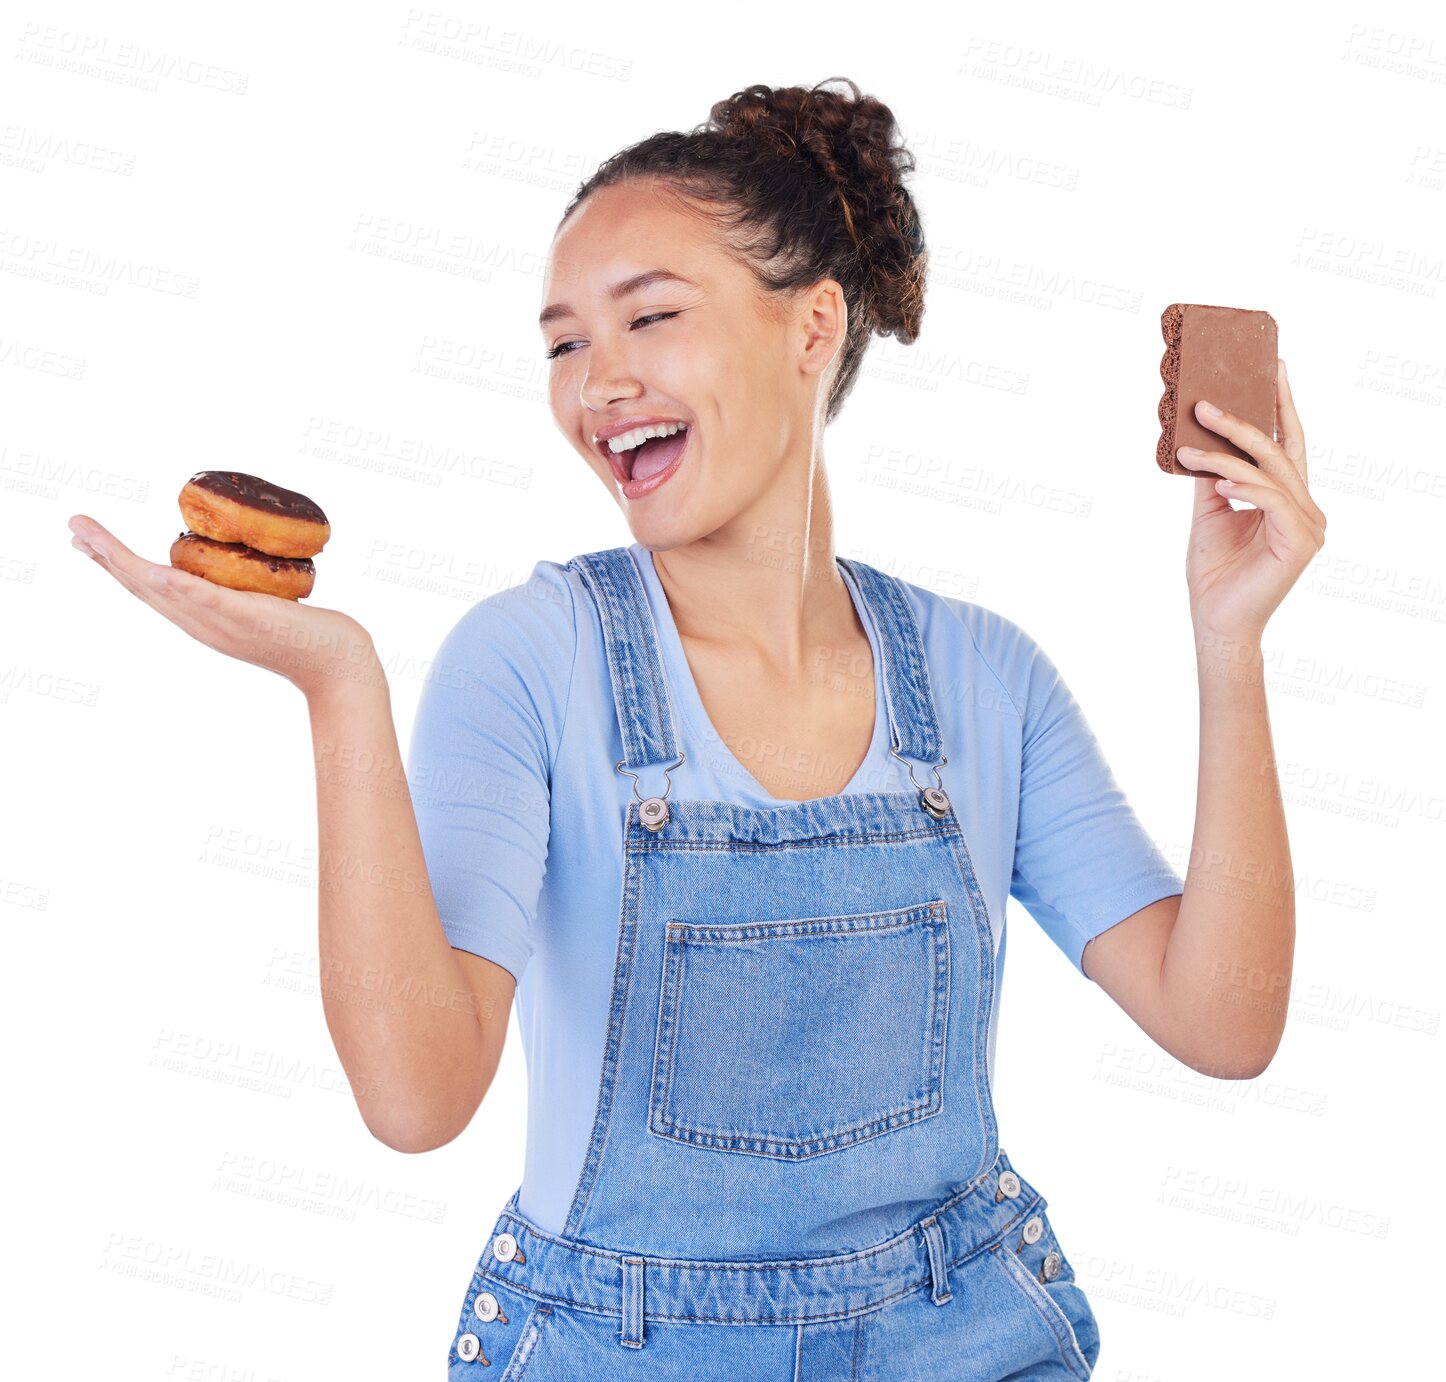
[1009,632,1185,975]
[405,563,577,983]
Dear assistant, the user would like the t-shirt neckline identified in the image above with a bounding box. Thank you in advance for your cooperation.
[627,541,888,805]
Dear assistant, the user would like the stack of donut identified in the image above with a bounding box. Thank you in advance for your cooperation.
[170,471,330,600]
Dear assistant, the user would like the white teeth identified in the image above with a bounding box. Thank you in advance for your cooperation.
[605,420,687,454]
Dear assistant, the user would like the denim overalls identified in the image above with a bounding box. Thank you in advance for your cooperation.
[446,547,1101,1379]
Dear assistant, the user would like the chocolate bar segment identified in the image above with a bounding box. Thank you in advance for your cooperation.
[1156,303,1277,477]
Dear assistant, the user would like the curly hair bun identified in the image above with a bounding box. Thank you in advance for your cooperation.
[707,77,927,345]
[562,75,928,423]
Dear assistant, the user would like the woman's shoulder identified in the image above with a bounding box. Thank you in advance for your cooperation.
[437,556,581,665]
[878,565,1047,720]
[416,558,584,741]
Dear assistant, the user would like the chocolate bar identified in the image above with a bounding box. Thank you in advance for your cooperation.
[1156,303,1277,477]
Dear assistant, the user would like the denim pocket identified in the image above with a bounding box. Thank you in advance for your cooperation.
[987,1206,1097,1379]
[647,898,951,1159]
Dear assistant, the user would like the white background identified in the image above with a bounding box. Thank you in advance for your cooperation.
[4,1,1443,1376]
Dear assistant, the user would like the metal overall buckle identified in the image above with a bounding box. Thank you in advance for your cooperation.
[890,745,951,819]
[615,751,686,832]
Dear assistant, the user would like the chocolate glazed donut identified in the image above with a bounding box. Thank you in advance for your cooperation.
[178,471,331,558]
[169,532,316,600]
[171,471,329,599]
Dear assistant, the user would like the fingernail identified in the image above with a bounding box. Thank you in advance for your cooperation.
[1197,399,1223,418]
[1279,358,1288,380]
[1177,446,1205,461]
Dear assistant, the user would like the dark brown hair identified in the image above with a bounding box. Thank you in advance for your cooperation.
[558,77,928,424]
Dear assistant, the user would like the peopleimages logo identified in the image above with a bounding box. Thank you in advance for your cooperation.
[16,23,250,94]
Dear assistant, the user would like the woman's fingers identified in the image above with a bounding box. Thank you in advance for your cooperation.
[71,527,153,602]
[1187,400,1281,472]
[69,514,225,634]
[70,515,162,582]
[1275,359,1311,485]
[1176,448,1269,483]
[142,555,227,612]
[71,533,105,564]
[68,513,117,556]
[1206,475,1323,558]
[1187,398,1314,510]
[1270,365,1324,530]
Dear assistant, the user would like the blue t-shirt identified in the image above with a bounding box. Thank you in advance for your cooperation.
[406,542,1183,1233]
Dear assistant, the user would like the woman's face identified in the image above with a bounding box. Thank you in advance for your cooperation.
[539,179,843,550]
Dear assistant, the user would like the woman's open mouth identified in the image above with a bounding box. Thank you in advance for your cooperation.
[602,424,691,500]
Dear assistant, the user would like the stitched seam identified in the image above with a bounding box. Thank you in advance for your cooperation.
[650,1103,945,1158]
[649,903,949,1155]
[478,1267,930,1325]
[472,1200,1045,1326]
[663,899,944,941]
[941,819,999,1181]
[990,1245,1090,1379]
[633,824,948,852]
[858,561,943,764]
[496,1165,1015,1272]
[574,550,659,768]
[561,801,643,1235]
[622,545,680,760]
[939,596,1029,724]
[604,546,673,764]
[497,1302,551,1381]
[547,563,580,786]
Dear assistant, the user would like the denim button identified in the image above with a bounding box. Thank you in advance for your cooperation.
[921,786,950,819]
[1042,1250,1062,1281]
[640,797,669,830]
[457,1332,481,1361]
[472,1290,499,1321]
[1022,1215,1044,1245]
[492,1232,518,1262]
[997,1171,1021,1199]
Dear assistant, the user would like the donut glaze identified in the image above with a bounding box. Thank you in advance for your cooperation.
[178,471,330,558]
[170,531,316,600]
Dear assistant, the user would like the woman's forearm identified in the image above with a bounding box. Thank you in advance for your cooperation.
[1159,627,1296,1078]
[305,658,501,1151]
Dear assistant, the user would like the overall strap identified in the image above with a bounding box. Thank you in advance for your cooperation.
[571,545,946,778]
[838,556,946,769]
[568,547,680,771]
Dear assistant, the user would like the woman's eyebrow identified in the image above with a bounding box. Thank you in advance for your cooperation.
[539,269,700,329]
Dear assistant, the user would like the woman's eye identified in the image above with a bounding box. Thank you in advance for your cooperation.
[545,311,680,361]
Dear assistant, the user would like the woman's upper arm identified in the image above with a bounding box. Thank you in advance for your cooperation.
[405,563,577,991]
[450,947,518,1097]
[988,613,1186,979]
[1081,890,1180,1009]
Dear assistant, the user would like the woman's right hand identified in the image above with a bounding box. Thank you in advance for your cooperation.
[69,514,383,701]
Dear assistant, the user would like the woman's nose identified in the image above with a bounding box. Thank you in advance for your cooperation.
[577,340,644,410]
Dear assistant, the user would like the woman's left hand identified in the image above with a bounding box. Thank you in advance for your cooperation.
[1175,360,1327,642]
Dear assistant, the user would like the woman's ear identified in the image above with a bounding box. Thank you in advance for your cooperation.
[797,279,848,378]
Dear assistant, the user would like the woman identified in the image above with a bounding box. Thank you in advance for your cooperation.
[70,77,1323,1380]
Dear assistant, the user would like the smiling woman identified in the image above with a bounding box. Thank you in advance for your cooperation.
[532,77,930,553]
[406,77,1167,1381]
[62,62,1311,1382]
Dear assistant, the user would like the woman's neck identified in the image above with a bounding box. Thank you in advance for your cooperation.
[647,491,856,676]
